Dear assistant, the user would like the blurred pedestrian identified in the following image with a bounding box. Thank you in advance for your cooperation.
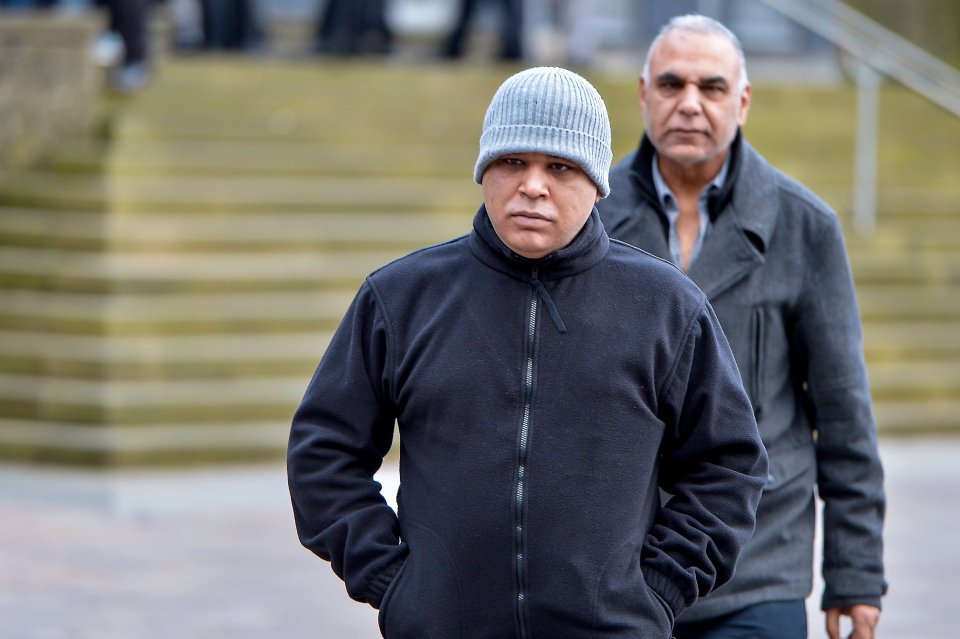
[0,0,57,8]
[169,0,204,51]
[98,0,152,93]
[563,0,597,67]
[313,0,393,57]
[200,0,264,52]
[441,0,523,61]
[598,14,887,639]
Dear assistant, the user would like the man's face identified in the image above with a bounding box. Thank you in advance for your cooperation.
[482,152,600,259]
[640,29,751,170]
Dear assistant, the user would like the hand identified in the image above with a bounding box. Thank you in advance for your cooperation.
[825,604,881,639]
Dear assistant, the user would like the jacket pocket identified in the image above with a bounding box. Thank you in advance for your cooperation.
[593,541,674,637]
[750,307,766,419]
[377,519,465,639]
[763,440,815,494]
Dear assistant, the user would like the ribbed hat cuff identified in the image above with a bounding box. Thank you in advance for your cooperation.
[474,125,612,198]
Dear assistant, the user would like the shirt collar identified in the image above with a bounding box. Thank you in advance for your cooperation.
[651,153,731,208]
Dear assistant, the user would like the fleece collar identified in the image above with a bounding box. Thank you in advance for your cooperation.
[468,205,610,282]
[468,205,610,333]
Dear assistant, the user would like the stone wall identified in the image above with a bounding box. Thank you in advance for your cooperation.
[0,11,104,172]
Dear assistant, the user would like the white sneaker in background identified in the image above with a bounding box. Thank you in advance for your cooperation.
[92,31,124,67]
[108,62,153,93]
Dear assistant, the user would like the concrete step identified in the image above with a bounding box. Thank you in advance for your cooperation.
[0,170,479,213]
[0,417,289,465]
[864,321,960,360]
[49,136,477,179]
[0,330,332,378]
[0,245,411,292]
[857,286,960,321]
[0,208,470,251]
[111,107,483,146]
[822,185,960,219]
[872,399,960,435]
[868,359,960,400]
[0,288,355,334]
[847,220,960,251]
[111,139,477,178]
[0,372,307,424]
[849,251,960,286]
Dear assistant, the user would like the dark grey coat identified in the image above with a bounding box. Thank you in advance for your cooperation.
[598,133,887,620]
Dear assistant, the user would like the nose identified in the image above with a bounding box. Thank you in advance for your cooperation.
[518,165,549,198]
[677,83,702,115]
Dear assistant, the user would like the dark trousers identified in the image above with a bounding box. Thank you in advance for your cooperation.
[99,0,149,64]
[201,0,262,50]
[314,0,393,56]
[673,600,807,639]
[442,0,524,60]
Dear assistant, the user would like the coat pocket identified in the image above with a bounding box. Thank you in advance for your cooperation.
[377,519,465,639]
[593,541,674,637]
[763,441,815,494]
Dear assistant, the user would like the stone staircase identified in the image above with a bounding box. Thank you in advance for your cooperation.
[737,83,960,436]
[0,57,957,465]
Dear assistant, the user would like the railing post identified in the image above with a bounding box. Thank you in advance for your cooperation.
[853,59,880,235]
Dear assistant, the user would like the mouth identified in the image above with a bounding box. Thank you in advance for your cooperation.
[667,128,707,136]
[510,210,552,226]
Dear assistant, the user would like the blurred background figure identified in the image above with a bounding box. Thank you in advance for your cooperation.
[95,0,152,93]
[0,0,57,8]
[440,0,523,61]
[169,0,205,51]
[167,0,264,53]
[313,0,393,57]
[199,0,264,52]
[563,0,596,66]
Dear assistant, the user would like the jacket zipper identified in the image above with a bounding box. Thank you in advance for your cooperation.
[514,267,539,638]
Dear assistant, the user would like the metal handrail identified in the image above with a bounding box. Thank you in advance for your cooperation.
[756,0,960,117]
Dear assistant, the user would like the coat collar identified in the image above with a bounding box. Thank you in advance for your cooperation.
[622,131,781,298]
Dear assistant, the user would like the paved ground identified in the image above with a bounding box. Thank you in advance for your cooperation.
[1,436,957,638]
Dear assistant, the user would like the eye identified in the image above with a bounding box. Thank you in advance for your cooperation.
[501,157,524,167]
[658,80,683,95]
[549,162,571,172]
[700,83,727,97]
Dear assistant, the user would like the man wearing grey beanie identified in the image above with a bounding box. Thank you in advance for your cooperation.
[289,66,767,638]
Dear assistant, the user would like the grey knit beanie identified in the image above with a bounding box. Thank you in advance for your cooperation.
[474,67,612,198]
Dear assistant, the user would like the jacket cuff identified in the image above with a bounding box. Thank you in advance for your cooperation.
[642,567,687,619]
[821,569,888,611]
[363,559,403,610]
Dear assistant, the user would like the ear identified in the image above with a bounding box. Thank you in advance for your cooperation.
[637,75,646,108]
[737,83,752,127]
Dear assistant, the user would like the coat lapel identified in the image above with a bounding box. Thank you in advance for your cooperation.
[687,207,764,298]
[688,142,780,299]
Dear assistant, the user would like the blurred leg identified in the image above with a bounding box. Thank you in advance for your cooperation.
[498,0,523,60]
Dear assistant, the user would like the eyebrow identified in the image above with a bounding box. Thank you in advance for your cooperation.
[700,76,729,88]
[656,72,730,88]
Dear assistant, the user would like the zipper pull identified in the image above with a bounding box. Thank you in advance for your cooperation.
[531,268,567,333]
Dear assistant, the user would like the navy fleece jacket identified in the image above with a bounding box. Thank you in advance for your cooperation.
[288,207,768,639]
